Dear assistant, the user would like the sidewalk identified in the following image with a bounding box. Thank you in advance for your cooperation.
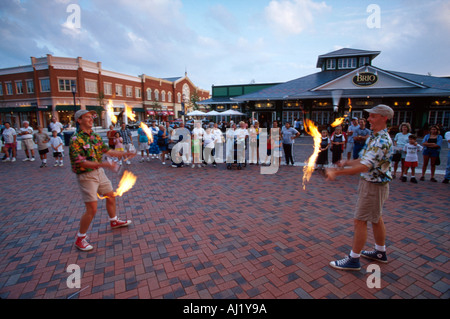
[0,139,448,299]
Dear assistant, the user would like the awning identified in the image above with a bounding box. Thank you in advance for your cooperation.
[168,111,175,116]
[159,111,168,116]
[147,110,155,115]
[55,105,81,111]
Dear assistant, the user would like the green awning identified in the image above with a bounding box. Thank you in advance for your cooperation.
[55,105,81,111]
[87,105,105,111]
[0,106,40,113]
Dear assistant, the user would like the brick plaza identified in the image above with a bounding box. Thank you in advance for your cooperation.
[0,137,448,299]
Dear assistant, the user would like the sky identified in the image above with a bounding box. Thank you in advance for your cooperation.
[0,0,449,91]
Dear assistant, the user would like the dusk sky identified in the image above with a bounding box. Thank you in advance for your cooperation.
[0,0,448,91]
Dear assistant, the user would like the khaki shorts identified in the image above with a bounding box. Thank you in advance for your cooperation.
[76,168,114,203]
[354,179,389,223]
[21,138,34,151]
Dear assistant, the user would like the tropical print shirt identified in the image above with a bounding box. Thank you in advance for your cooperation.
[69,130,110,174]
[359,128,393,184]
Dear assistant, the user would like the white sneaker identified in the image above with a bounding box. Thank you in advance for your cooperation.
[162,162,165,165]
[119,161,123,166]
[54,163,59,167]
[2,158,11,162]
[30,158,35,162]
[140,158,144,163]
[126,160,131,165]
[147,157,150,162]
[59,163,64,167]
[198,164,202,168]
[11,158,16,162]
[191,164,195,168]
[23,158,30,162]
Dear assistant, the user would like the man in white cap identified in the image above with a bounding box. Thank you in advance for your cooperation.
[18,121,36,161]
[326,104,394,271]
[69,109,136,251]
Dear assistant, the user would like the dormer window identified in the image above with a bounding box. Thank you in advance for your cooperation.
[359,56,370,67]
[338,58,357,69]
[326,59,336,70]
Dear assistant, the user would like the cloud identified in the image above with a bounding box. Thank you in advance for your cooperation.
[264,0,330,35]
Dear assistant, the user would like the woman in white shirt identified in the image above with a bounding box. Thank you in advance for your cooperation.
[393,123,411,179]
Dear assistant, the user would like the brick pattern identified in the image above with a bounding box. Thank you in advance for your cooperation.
[0,142,448,299]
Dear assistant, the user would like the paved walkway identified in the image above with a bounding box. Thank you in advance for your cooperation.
[0,137,448,299]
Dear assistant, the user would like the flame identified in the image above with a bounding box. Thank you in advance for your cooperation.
[107,100,117,125]
[124,104,136,122]
[98,170,137,199]
[302,119,322,190]
[331,98,353,128]
[139,122,154,144]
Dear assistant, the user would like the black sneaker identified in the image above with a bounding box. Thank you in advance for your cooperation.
[443,179,449,184]
[410,177,418,184]
[401,176,407,182]
[361,249,388,263]
[329,255,361,271]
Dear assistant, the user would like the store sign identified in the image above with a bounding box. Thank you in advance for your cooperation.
[352,72,378,87]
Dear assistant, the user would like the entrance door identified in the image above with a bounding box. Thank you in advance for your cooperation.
[254,111,274,128]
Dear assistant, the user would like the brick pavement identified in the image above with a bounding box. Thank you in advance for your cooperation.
[0,138,448,299]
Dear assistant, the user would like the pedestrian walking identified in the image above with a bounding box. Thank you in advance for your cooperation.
[326,104,394,271]
[69,110,135,251]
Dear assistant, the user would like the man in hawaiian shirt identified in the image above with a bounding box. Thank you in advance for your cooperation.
[70,110,136,251]
[326,105,394,271]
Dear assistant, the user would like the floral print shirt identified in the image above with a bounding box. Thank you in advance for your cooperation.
[359,128,393,184]
[69,130,110,174]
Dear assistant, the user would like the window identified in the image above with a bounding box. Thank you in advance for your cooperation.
[126,86,133,97]
[359,57,370,67]
[40,78,51,92]
[168,92,172,103]
[177,93,181,103]
[146,88,152,100]
[154,90,159,101]
[135,87,141,98]
[0,82,3,96]
[104,82,112,95]
[58,79,76,92]
[338,58,357,69]
[15,81,24,94]
[115,84,123,96]
[161,91,166,102]
[326,59,336,70]
[85,79,98,93]
[26,79,34,94]
[6,82,13,95]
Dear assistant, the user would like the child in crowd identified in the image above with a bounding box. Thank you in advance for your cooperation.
[114,132,125,165]
[331,126,345,166]
[49,130,64,167]
[401,135,423,183]
[33,125,50,168]
[316,130,330,171]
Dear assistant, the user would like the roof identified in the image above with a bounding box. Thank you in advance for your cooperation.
[232,66,450,102]
[316,48,381,68]
[162,77,183,82]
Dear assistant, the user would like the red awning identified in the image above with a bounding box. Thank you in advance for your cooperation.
[159,111,168,116]
[168,111,175,116]
[147,110,155,115]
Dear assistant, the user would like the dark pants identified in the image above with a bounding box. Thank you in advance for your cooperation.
[283,143,294,165]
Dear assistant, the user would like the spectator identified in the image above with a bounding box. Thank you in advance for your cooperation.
[352,118,371,159]
[148,121,160,159]
[33,125,50,168]
[157,125,169,165]
[281,122,300,166]
[1,122,17,162]
[401,135,423,183]
[345,117,360,160]
[212,123,224,165]
[106,124,117,150]
[18,121,36,162]
[330,125,345,166]
[192,121,206,166]
[316,129,330,171]
[420,125,442,182]
[203,127,216,167]
[114,132,125,165]
[443,130,450,184]
[392,123,411,179]
[270,121,282,167]
[119,123,133,165]
[171,122,191,168]
[137,124,150,162]
[226,123,237,167]
[49,117,64,138]
[234,121,249,169]
[49,130,64,167]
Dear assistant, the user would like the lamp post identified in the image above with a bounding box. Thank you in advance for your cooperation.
[71,82,78,131]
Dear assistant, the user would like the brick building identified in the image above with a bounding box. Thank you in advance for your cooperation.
[0,54,210,129]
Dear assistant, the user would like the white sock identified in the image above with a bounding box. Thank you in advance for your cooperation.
[109,216,118,222]
[43,159,47,163]
[77,232,86,238]
[375,244,386,252]
[350,250,361,258]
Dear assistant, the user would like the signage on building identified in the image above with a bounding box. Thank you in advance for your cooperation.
[352,72,378,87]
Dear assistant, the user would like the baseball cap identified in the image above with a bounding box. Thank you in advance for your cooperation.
[75,110,97,122]
[364,104,394,119]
